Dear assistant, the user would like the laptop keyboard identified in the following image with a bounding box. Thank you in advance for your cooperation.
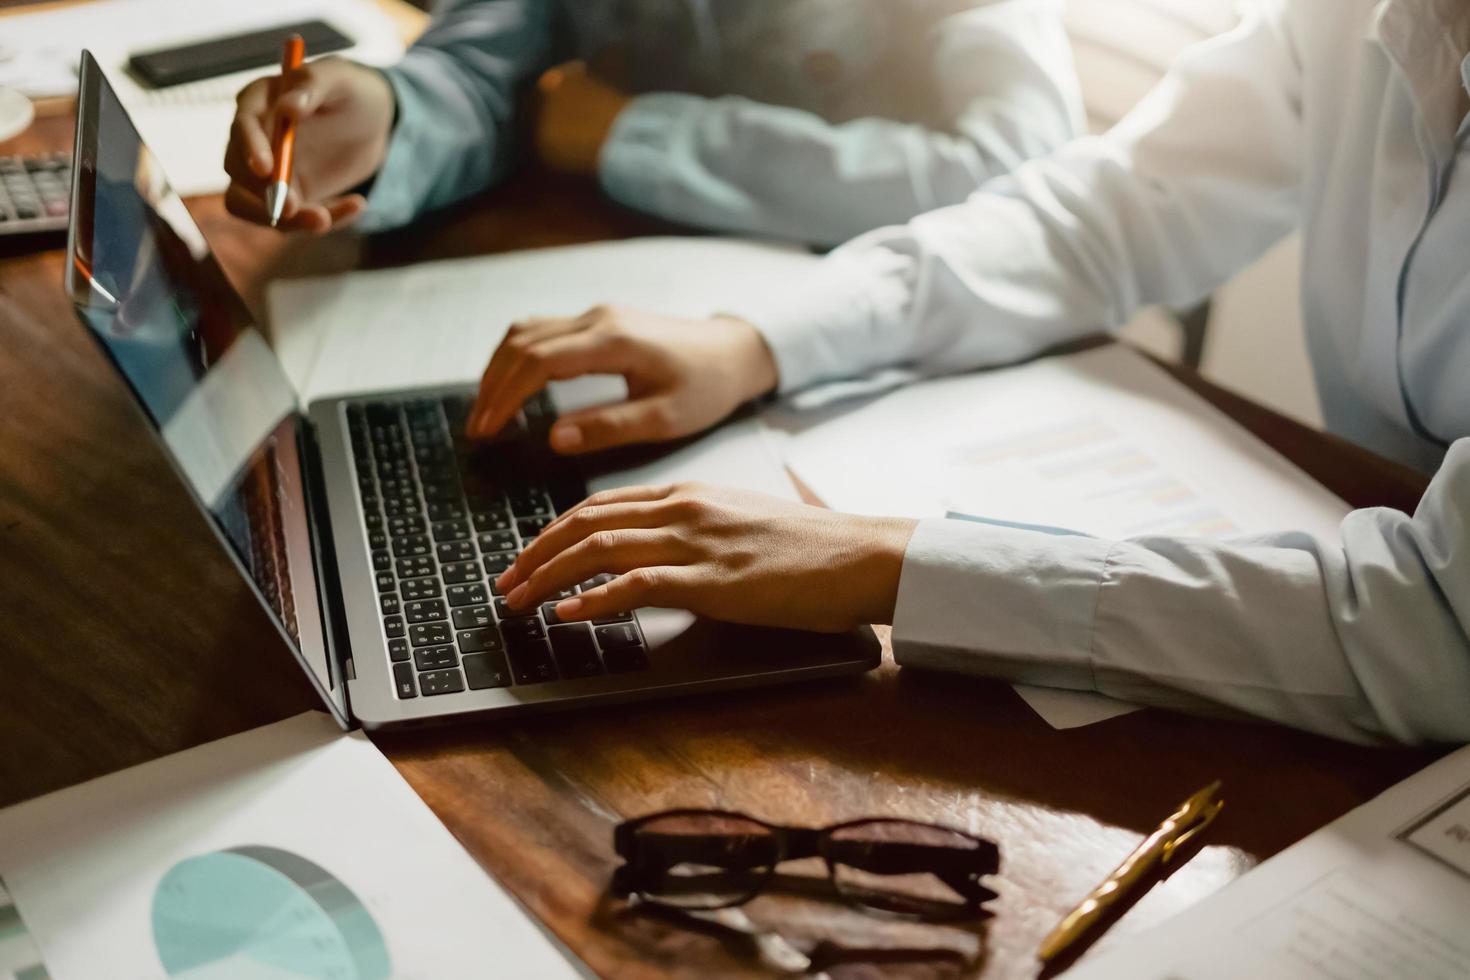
[347,392,650,700]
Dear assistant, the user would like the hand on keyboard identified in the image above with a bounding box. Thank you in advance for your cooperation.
[350,395,652,700]
[495,482,919,634]
[467,307,778,454]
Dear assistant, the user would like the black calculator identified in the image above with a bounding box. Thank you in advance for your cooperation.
[0,153,70,240]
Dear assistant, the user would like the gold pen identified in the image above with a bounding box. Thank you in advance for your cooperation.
[1038,780,1225,963]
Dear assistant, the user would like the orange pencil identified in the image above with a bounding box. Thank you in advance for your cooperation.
[266,34,306,228]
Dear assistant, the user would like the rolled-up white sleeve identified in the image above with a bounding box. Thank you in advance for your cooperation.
[734,1,1304,394]
[893,439,1470,745]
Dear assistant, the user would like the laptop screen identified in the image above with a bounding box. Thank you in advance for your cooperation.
[65,52,346,726]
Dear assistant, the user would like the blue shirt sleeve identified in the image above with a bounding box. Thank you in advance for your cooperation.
[597,0,1083,247]
[362,0,556,232]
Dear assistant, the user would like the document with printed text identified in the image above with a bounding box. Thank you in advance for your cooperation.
[1070,744,1470,979]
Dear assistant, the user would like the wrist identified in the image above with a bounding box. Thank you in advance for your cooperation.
[363,65,397,177]
[717,315,780,403]
[848,516,918,626]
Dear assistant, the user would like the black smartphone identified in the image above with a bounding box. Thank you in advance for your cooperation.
[128,20,354,89]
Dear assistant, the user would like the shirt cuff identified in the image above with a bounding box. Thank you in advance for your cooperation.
[727,245,915,394]
[597,93,702,219]
[891,518,1116,691]
[361,54,449,233]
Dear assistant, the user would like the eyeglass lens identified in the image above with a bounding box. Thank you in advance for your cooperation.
[825,818,990,918]
[627,812,781,910]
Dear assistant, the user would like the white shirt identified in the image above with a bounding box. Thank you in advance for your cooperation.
[739,0,1470,744]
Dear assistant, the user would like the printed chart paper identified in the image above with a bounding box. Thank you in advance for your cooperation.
[0,713,580,980]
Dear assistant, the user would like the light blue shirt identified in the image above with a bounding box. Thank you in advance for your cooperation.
[365,0,1083,246]
[739,0,1470,744]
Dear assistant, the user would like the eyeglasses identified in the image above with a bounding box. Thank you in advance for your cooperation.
[611,810,1000,920]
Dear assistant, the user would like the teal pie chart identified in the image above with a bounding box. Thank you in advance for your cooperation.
[151,846,391,980]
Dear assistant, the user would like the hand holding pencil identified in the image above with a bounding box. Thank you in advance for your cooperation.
[222,44,397,233]
[265,35,306,227]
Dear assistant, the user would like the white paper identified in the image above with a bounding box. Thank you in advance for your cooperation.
[0,0,404,195]
[267,236,820,403]
[0,712,581,980]
[1070,744,1470,979]
[771,345,1352,729]
[1009,684,1140,729]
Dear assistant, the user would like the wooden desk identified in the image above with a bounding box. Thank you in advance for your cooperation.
[0,108,1440,979]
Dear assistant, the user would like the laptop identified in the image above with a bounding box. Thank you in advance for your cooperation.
[64,52,879,731]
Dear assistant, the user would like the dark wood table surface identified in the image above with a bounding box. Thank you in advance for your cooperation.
[0,110,1441,979]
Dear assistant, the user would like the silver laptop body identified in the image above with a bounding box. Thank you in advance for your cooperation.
[65,52,879,731]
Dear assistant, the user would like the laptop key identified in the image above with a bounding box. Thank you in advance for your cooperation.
[441,561,479,585]
[372,550,391,572]
[410,622,452,647]
[365,402,399,426]
[382,497,422,518]
[595,623,640,649]
[414,645,458,671]
[477,530,516,553]
[388,638,410,663]
[472,510,512,532]
[549,624,603,678]
[368,530,387,550]
[593,612,633,625]
[452,605,494,630]
[427,500,466,522]
[457,627,503,653]
[396,556,434,579]
[378,477,412,496]
[462,652,512,690]
[603,643,650,673]
[517,515,551,539]
[405,599,447,624]
[508,488,549,517]
[393,662,417,698]
[375,572,396,593]
[384,615,405,639]
[500,615,546,640]
[364,512,383,530]
[446,583,489,607]
[391,533,432,558]
[431,520,470,542]
[436,540,474,563]
[495,597,537,621]
[400,577,441,601]
[418,669,466,696]
[380,594,401,616]
[387,515,425,535]
[483,553,515,576]
[541,602,567,626]
[505,635,558,685]
[420,480,461,502]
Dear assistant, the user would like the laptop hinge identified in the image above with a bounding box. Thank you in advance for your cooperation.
[296,414,356,725]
